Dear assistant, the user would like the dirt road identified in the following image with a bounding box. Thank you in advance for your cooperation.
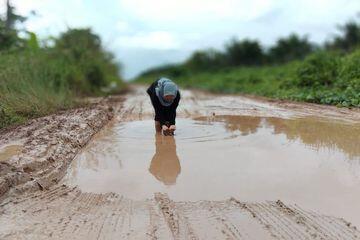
[1,86,360,239]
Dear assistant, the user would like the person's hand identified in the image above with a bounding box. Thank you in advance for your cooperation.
[162,125,170,135]
[166,125,176,136]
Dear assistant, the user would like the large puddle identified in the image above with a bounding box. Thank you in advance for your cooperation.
[64,115,360,226]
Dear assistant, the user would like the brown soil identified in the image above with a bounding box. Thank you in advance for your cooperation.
[0,86,359,239]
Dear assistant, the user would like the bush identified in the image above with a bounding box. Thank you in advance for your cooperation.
[338,48,360,91]
[54,28,121,94]
[296,52,340,87]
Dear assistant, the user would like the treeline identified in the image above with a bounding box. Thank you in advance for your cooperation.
[186,34,314,70]
[140,18,359,76]
[137,17,360,107]
[0,0,123,128]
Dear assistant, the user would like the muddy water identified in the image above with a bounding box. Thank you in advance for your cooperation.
[64,115,360,227]
[0,143,22,162]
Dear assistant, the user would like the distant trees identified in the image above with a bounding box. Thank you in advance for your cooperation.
[183,36,313,71]
[185,49,226,71]
[268,34,315,63]
[184,39,265,71]
[326,20,360,52]
[146,16,360,74]
[225,39,264,66]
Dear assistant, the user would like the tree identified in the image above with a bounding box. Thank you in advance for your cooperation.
[268,34,314,63]
[55,28,102,60]
[186,48,226,71]
[327,20,360,52]
[4,0,26,30]
[0,0,26,51]
[54,28,121,92]
[224,38,264,66]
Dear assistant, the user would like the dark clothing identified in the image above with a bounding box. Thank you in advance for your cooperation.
[147,80,180,126]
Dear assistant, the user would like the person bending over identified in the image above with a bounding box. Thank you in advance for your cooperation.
[147,77,180,135]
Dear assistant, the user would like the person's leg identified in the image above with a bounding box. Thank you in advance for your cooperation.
[155,121,161,132]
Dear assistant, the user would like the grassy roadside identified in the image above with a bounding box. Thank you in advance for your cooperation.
[0,31,124,130]
[136,50,360,108]
[0,51,74,128]
[0,3,125,130]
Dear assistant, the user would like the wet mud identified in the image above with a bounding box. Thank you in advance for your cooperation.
[0,143,23,163]
[1,86,360,239]
[0,96,122,199]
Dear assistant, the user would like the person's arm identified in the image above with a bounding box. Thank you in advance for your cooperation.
[167,91,180,125]
[150,95,167,126]
[147,79,168,126]
[147,81,157,96]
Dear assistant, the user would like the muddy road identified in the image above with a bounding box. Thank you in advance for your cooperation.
[1,86,360,239]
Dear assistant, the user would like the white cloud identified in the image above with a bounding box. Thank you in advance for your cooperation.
[118,0,275,23]
[116,31,180,49]
[10,0,90,36]
[116,20,130,32]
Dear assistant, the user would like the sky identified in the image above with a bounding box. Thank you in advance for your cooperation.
[2,0,360,79]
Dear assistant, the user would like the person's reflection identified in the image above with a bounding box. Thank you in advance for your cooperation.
[149,134,181,185]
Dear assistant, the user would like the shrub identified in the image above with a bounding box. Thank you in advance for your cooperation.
[296,52,340,87]
[337,48,360,91]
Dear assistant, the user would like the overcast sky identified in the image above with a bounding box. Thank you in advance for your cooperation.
[3,0,360,79]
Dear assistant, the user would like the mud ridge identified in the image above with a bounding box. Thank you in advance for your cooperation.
[0,96,123,200]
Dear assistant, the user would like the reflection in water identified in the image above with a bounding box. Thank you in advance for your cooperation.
[196,115,360,159]
[267,117,360,159]
[221,116,261,136]
[149,134,181,185]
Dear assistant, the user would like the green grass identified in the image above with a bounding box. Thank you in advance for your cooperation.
[0,51,75,128]
[0,50,124,129]
[136,50,360,108]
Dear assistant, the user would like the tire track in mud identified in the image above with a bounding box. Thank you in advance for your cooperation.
[230,198,359,240]
[2,187,358,239]
[155,192,199,240]
[1,86,360,239]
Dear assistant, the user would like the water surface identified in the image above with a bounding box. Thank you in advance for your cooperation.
[64,116,360,226]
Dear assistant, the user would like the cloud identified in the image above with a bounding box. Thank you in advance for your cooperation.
[116,20,131,32]
[10,0,91,36]
[118,0,275,23]
[116,31,180,50]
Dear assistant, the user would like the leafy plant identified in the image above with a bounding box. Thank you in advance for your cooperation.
[296,52,340,87]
